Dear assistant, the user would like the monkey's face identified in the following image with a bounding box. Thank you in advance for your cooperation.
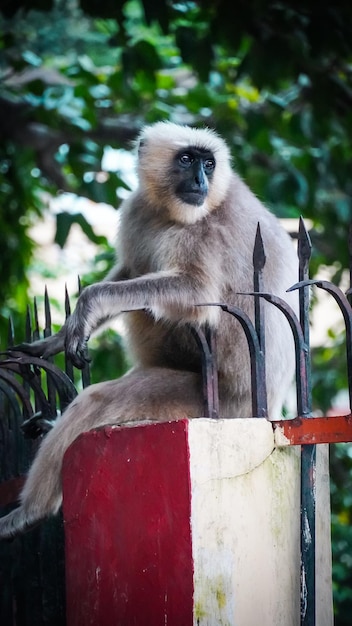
[172,147,215,207]
[136,122,233,224]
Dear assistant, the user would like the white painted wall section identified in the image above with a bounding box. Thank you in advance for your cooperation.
[188,418,332,626]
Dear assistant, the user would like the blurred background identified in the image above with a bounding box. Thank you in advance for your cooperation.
[0,1,351,621]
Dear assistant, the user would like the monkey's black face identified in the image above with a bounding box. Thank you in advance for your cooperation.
[173,147,215,206]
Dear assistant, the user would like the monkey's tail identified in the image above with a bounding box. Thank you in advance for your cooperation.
[0,506,46,540]
[0,369,204,540]
[0,474,62,540]
[0,463,62,540]
[0,421,66,540]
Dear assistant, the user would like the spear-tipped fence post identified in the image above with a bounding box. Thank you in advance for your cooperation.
[7,317,14,348]
[43,286,56,412]
[297,217,315,626]
[33,297,40,342]
[22,305,32,400]
[78,277,91,388]
[219,303,268,418]
[191,324,219,419]
[65,285,74,383]
[44,286,51,340]
[253,223,266,355]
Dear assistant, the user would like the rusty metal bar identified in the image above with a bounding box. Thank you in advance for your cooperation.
[44,286,51,340]
[297,218,315,626]
[194,222,270,419]
[78,277,91,389]
[207,325,219,419]
[253,223,266,355]
[7,316,14,348]
[246,293,310,416]
[273,413,352,445]
[65,285,74,383]
[191,324,219,419]
[43,287,57,414]
[297,217,312,378]
[252,224,268,418]
[288,267,352,625]
[219,303,267,417]
[288,219,316,626]
[25,304,31,343]
[23,305,32,399]
[33,297,40,342]
[0,355,77,439]
[290,279,352,414]
[0,369,34,420]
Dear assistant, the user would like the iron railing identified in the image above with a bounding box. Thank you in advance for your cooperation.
[1,218,352,626]
[0,285,91,626]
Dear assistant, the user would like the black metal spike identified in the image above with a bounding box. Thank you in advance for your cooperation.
[7,316,14,348]
[298,216,312,273]
[25,305,32,343]
[44,286,52,338]
[297,218,315,626]
[65,284,71,319]
[253,223,266,271]
[43,286,56,411]
[296,218,312,412]
[33,297,40,342]
[64,285,74,383]
[76,279,91,386]
[253,222,266,356]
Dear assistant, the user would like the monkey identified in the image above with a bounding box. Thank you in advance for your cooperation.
[0,121,299,539]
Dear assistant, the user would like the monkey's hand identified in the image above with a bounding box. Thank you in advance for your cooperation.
[64,287,98,368]
[64,282,132,367]
[9,326,66,359]
[65,316,90,369]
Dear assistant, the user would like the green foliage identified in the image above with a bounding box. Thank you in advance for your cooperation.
[0,1,352,619]
[55,212,108,248]
[330,443,352,625]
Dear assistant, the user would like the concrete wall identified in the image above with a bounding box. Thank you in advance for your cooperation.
[62,418,332,626]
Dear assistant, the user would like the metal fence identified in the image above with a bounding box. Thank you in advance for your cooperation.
[0,287,90,626]
[0,218,352,626]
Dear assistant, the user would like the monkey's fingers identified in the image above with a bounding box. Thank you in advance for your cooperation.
[65,340,91,369]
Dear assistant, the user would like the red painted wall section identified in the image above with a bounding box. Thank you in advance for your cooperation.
[62,420,194,626]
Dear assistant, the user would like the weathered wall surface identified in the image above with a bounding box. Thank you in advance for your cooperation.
[62,418,332,626]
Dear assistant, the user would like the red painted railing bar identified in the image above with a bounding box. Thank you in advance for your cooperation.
[273,414,352,446]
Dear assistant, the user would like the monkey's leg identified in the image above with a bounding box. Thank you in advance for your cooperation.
[0,367,203,539]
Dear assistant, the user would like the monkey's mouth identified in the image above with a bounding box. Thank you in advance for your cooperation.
[177,191,207,206]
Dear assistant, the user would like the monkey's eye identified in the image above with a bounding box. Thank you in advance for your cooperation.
[204,158,215,172]
[179,153,193,166]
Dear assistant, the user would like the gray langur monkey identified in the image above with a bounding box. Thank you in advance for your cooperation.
[0,121,298,539]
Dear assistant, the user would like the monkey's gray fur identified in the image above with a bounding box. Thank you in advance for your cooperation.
[0,122,298,539]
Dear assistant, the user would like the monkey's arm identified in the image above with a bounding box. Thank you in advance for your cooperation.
[12,265,130,358]
[65,269,216,368]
